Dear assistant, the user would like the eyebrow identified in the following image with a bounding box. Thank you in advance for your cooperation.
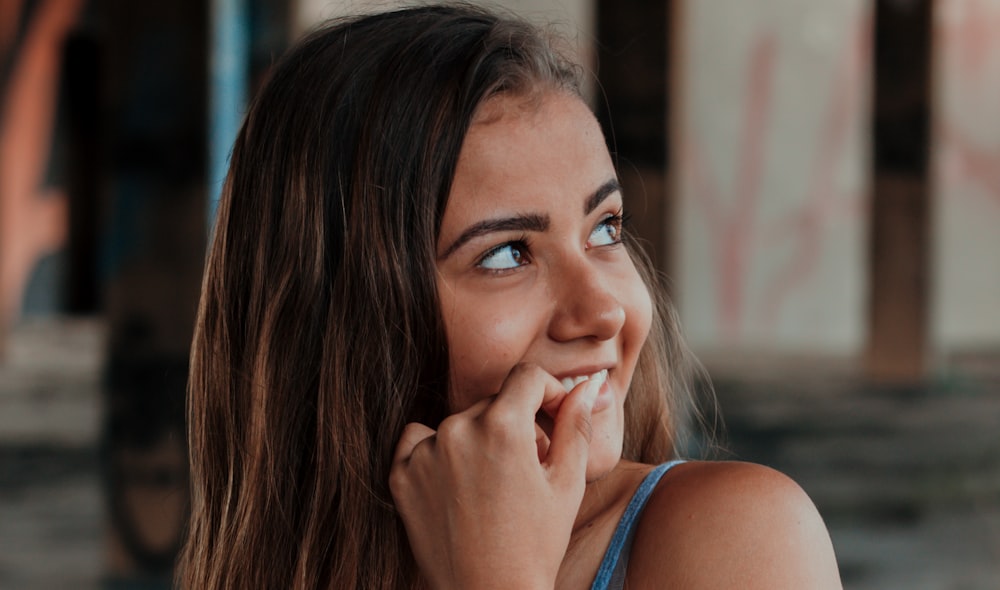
[439,178,623,260]
[439,213,550,260]
[585,179,622,215]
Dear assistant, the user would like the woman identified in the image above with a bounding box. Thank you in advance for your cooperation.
[179,4,842,589]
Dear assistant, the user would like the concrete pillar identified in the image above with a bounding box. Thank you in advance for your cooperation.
[100,0,207,580]
[673,0,872,359]
[933,0,1000,365]
[594,0,672,276]
[291,0,595,75]
[866,0,932,382]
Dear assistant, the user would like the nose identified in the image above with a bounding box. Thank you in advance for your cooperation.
[547,256,626,342]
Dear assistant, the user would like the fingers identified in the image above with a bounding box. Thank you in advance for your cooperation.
[393,422,436,466]
[484,363,567,433]
[395,362,597,494]
[534,422,551,462]
[544,371,602,487]
[390,422,436,508]
[481,363,599,489]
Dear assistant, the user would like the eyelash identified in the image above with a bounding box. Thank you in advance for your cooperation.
[476,234,532,274]
[594,211,627,246]
[474,210,629,275]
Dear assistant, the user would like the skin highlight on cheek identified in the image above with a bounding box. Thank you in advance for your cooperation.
[442,295,531,412]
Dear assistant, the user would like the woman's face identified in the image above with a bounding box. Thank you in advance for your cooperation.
[435,91,652,480]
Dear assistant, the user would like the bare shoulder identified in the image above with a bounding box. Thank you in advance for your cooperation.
[626,461,842,589]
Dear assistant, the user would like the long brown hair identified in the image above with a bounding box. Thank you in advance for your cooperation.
[179,4,704,588]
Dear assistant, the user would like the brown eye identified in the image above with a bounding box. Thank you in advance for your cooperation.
[479,242,528,271]
[588,214,623,247]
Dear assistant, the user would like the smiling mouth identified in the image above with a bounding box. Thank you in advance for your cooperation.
[559,369,608,393]
[536,368,612,449]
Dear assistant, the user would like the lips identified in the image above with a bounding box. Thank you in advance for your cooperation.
[536,368,613,446]
[559,368,608,393]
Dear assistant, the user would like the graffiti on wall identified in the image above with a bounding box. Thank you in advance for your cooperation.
[676,2,871,353]
[934,0,1000,347]
[0,0,85,331]
[938,0,1000,208]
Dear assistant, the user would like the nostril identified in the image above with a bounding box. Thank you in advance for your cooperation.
[549,283,625,342]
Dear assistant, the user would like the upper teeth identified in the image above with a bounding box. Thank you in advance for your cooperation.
[560,369,608,393]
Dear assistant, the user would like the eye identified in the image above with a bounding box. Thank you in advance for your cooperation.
[587,213,624,248]
[478,241,529,271]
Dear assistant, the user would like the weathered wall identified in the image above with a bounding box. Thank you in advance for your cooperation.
[291,0,594,77]
[933,0,1000,354]
[673,0,872,356]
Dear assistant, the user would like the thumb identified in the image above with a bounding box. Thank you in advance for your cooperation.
[543,370,604,488]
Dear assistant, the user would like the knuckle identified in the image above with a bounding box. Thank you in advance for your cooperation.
[388,467,408,498]
[481,406,519,441]
[397,422,421,443]
[483,406,514,432]
[508,361,545,382]
[435,414,467,445]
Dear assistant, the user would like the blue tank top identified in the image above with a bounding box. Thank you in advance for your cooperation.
[590,460,686,590]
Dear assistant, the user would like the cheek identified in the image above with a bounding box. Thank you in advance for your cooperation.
[621,263,653,351]
[616,268,654,395]
[443,296,543,412]
[630,281,653,347]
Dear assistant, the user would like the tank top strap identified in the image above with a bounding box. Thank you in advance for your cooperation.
[590,460,687,590]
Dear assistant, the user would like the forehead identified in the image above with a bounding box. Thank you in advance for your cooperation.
[444,92,615,223]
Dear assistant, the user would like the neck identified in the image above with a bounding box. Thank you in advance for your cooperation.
[556,460,650,590]
[573,460,646,532]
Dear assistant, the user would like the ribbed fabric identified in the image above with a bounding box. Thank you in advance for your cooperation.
[590,460,686,590]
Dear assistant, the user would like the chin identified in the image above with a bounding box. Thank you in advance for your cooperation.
[584,434,624,482]
[583,400,626,482]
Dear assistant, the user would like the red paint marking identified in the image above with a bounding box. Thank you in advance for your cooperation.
[681,15,871,342]
[939,122,1000,209]
[761,14,872,325]
[940,0,999,79]
[935,0,1000,211]
[0,0,84,326]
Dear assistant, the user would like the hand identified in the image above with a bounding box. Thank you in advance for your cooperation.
[389,363,603,590]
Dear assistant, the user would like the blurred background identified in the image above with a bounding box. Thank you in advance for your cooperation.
[1,0,998,588]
